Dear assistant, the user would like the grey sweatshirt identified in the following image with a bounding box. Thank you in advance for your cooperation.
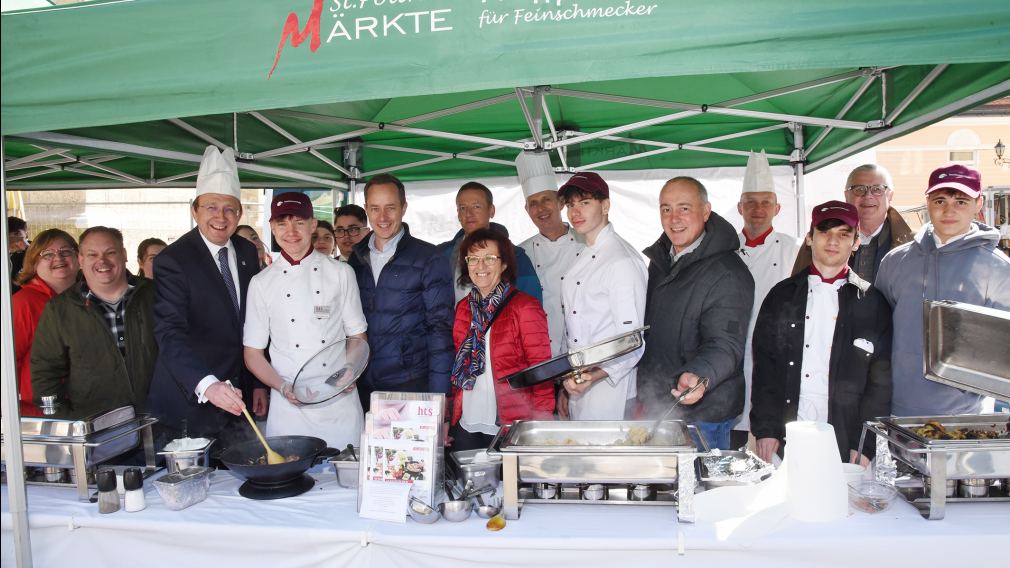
[875,221,1010,416]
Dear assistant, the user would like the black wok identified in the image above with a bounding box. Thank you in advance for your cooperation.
[219,435,327,486]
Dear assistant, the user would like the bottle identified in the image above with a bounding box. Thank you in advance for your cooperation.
[96,468,120,514]
[123,467,146,512]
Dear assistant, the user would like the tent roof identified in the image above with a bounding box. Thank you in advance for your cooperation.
[3,0,1009,188]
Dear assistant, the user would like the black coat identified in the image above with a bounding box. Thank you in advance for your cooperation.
[638,212,754,423]
[147,228,260,437]
[749,269,892,460]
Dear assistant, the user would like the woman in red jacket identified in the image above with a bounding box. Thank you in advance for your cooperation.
[449,228,554,451]
[13,229,80,416]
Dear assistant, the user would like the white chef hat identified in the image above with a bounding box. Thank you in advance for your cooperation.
[515,151,558,199]
[195,145,241,200]
[742,150,774,194]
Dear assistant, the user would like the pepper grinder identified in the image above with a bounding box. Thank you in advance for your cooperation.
[96,468,120,514]
[123,467,146,512]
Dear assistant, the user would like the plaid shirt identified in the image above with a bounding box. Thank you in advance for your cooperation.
[81,278,138,358]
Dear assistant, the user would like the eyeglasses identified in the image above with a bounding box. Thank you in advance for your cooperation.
[198,204,240,217]
[334,226,364,237]
[846,184,889,197]
[39,247,77,262]
[465,255,501,266]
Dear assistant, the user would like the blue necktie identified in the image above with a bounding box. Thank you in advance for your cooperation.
[217,247,239,314]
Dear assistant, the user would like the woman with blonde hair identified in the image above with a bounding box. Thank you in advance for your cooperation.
[13,228,79,415]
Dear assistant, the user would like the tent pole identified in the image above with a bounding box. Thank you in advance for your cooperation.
[792,123,807,236]
[1,136,35,568]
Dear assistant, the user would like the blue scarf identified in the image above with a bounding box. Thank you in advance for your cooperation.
[450,281,513,390]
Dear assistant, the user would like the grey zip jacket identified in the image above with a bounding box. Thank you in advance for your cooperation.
[875,221,1010,416]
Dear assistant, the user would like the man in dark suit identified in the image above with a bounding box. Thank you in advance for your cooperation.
[147,146,264,445]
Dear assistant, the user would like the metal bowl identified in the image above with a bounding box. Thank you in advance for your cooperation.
[475,503,501,518]
[408,499,440,524]
[438,500,473,522]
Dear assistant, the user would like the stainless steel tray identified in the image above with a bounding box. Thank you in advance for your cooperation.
[15,406,136,440]
[494,420,694,483]
[924,300,1010,400]
[497,419,694,454]
[569,326,647,368]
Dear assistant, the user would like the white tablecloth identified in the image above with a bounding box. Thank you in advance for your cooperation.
[3,468,1007,568]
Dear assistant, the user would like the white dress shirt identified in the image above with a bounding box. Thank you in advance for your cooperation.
[797,275,845,423]
[368,226,405,283]
[194,232,244,401]
[561,223,647,420]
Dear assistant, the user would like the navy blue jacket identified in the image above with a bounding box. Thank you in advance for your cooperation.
[147,228,260,437]
[436,223,543,305]
[349,224,455,394]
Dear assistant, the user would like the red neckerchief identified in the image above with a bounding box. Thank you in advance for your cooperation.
[809,264,849,284]
[743,226,774,247]
[280,249,312,266]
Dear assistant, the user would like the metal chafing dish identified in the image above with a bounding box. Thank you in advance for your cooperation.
[860,300,1010,520]
[1,405,158,501]
[488,419,702,522]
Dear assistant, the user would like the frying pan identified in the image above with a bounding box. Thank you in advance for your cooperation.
[219,435,328,486]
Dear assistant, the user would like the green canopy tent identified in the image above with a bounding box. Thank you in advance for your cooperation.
[3,1,1010,565]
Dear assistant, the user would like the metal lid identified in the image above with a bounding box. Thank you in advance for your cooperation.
[924,300,1010,400]
[291,336,370,405]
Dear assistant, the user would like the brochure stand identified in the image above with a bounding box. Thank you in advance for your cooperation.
[357,391,446,520]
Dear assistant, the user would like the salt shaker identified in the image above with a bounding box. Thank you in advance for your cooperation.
[123,467,146,512]
[96,468,120,514]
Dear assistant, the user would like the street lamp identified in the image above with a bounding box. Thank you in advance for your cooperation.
[996,139,1009,168]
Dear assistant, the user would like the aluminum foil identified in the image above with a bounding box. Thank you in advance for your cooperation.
[701,448,774,485]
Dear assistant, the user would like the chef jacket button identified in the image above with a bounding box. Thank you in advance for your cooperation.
[786,399,791,404]
[573,310,577,314]
[573,339,578,343]
[789,361,794,366]
[291,318,295,322]
[805,344,809,348]
[316,291,320,294]
[592,255,596,259]
[790,323,796,327]
[321,340,326,344]
[537,265,540,268]
[283,270,287,274]
[576,281,580,285]
[561,276,564,280]
[805,316,809,319]
[805,373,809,377]
[296,344,300,348]
[314,267,318,271]
[773,263,778,267]
[286,293,291,297]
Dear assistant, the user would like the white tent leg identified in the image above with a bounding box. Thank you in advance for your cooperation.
[792,123,807,236]
[1,136,35,568]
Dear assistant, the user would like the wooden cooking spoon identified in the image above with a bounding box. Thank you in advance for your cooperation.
[241,407,285,465]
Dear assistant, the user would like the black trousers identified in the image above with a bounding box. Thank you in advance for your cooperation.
[448,423,496,452]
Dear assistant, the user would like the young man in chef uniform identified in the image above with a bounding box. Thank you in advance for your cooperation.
[243,192,368,449]
[516,151,584,357]
[557,172,648,420]
[733,151,799,448]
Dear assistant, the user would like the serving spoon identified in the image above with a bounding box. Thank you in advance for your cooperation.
[241,407,285,465]
[645,377,710,442]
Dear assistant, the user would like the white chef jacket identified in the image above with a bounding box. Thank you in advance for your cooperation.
[561,223,647,420]
[735,230,799,431]
[520,225,584,356]
[244,250,368,449]
[797,276,845,422]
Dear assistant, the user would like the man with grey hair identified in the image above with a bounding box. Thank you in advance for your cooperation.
[638,176,754,449]
[792,164,913,281]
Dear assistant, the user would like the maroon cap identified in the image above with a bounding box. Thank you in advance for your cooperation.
[811,200,858,229]
[925,164,982,198]
[270,192,314,221]
[559,172,609,200]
